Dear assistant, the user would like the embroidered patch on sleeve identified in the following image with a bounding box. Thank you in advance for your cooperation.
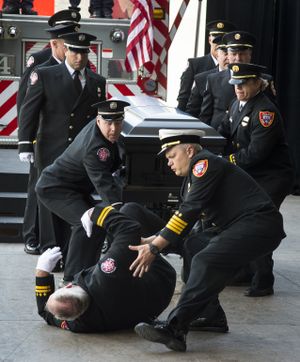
[30,71,38,85]
[97,147,110,161]
[259,111,275,127]
[192,159,208,177]
[101,258,116,273]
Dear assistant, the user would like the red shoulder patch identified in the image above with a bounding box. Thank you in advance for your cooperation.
[192,159,208,178]
[101,258,116,273]
[97,147,110,161]
[259,111,275,127]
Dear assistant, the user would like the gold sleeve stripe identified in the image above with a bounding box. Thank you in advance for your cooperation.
[35,286,52,292]
[171,215,187,227]
[166,215,188,235]
[96,206,114,227]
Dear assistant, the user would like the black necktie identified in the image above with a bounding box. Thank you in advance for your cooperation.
[73,70,82,94]
[239,103,244,112]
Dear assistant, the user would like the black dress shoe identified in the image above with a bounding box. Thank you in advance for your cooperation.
[22,8,38,15]
[2,6,20,14]
[134,322,187,352]
[244,286,274,297]
[24,242,40,255]
[189,306,229,332]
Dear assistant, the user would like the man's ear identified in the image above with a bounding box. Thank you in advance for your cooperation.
[186,144,195,159]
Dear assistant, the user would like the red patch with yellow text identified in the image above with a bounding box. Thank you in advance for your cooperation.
[259,111,275,128]
[193,159,208,178]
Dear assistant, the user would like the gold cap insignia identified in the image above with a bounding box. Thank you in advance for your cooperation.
[79,34,85,41]
[234,33,241,40]
[110,102,118,110]
[232,65,239,72]
[217,22,224,29]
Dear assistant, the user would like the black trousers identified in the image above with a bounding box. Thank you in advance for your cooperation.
[119,202,223,318]
[167,212,283,332]
[248,177,292,289]
[36,182,105,281]
[23,163,39,245]
[90,0,114,12]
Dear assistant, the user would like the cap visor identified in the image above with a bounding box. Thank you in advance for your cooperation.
[229,78,246,85]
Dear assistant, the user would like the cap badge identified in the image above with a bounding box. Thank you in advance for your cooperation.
[71,12,77,18]
[235,33,241,40]
[232,65,239,73]
[79,34,86,41]
[110,102,118,110]
[97,147,110,162]
[217,22,224,29]
[101,258,116,273]
[193,159,208,178]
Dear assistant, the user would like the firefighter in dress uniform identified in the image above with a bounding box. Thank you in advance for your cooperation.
[35,100,130,285]
[186,35,228,118]
[218,63,293,296]
[18,32,106,262]
[199,31,256,130]
[127,128,285,352]
[17,9,81,256]
[177,20,236,111]
[35,202,176,333]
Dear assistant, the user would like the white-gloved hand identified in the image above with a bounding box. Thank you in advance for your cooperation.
[81,208,94,237]
[36,247,62,273]
[19,152,34,163]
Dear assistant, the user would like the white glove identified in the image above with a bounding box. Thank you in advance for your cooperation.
[19,152,34,163]
[81,208,94,237]
[36,247,62,273]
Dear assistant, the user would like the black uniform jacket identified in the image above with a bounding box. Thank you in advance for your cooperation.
[186,66,218,118]
[18,62,106,169]
[199,69,235,130]
[177,54,216,111]
[36,208,176,333]
[218,92,293,202]
[159,150,285,246]
[37,121,124,214]
[16,48,52,113]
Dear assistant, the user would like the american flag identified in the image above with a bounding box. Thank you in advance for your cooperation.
[125,0,154,72]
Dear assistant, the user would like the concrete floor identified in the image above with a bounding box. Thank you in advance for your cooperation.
[0,195,299,361]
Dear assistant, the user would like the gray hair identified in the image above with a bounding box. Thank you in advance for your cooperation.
[182,143,202,153]
[46,285,90,321]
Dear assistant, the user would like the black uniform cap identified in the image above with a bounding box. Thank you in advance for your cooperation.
[45,23,80,39]
[213,34,227,51]
[48,9,81,27]
[228,63,269,85]
[206,20,236,35]
[224,31,256,51]
[92,100,131,121]
[59,32,97,53]
[158,129,205,156]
